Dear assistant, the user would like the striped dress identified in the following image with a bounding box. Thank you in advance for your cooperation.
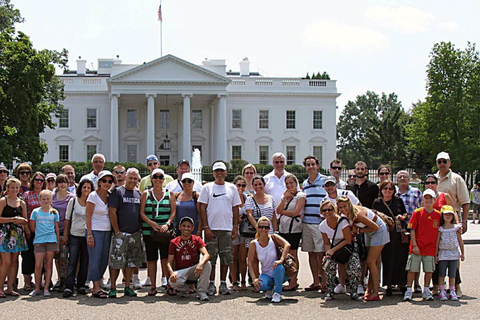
[142,189,171,236]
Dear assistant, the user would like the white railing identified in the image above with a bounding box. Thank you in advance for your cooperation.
[228,77,336,91]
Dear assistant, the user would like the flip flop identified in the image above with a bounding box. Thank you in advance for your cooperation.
[363,295,380,301]
[305,285,321,291]
[148,288,158,296]
[283,285,299,292]
[5,291,20,297]
[0,292,6,298]
[92,290,108,299]
[166,287,177,296]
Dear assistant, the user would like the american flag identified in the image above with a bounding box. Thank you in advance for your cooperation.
[158,1,162,22]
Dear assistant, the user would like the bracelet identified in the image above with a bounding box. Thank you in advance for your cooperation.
[87,235,93,238]
[203,226,210,230]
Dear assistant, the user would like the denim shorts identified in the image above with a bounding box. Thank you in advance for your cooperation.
[365,217,390,247]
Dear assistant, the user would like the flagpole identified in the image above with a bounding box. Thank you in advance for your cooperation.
[160,20,163,57]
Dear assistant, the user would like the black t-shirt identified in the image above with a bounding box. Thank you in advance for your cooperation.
[108,186,142,233]
[347,179,379,209]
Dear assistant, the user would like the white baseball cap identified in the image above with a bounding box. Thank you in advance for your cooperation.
[212,162,227,171]
[436,152,450,161]
[423,189,437,199]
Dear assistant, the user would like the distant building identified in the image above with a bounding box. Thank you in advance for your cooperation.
[41,55,340,167]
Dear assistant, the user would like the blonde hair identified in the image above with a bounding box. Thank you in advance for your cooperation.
[6,177,21,189]
[319,200,338,217]
[255,216,271,239]
[39,189,57,214]
[242,164,257,175]
[337,196,358,221]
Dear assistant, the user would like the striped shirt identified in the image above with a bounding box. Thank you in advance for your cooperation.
[302,173,327,224]
[142,189,171,236]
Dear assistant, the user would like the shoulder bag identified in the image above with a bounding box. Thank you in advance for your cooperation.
[331,217,354,264]
[239,196,259,238]
[372,207,395,232]
[271,234,298,278]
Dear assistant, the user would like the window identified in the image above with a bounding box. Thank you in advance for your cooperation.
[259,146,269,165]
[313,146,323,168]
[159,155,170,166]
[58,109,69,128]
[232,145,242,159]
[192,110,202,129]
[286,110,296,129]
[159,110,170,129]
[127,110,137,129]
[87,145,97,161]
[127,145,137,163]
[286,146,296,165]
[313,111,323,129]
[59,145,69,162]
[232,109,242,129]
[259,110,269,129]
[86,109,97,128]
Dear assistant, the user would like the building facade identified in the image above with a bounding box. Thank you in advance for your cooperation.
[41,55,339,167]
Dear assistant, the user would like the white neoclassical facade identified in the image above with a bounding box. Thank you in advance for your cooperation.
[41,55,340,167]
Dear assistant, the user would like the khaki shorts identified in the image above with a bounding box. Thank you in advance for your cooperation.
[34,242,59,253]
[301,223,325,253]
[109,230,145,269]
[206,230,233,266]
[405,254,435,273]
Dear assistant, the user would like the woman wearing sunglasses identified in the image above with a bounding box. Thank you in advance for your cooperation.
[15,163,32,198]
[377,165,391,184]
[85,170,116,298]
[140,168,176,296]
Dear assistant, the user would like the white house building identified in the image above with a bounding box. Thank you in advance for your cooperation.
[41,55,340,167]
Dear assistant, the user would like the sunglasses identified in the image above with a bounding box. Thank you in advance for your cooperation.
[100,178,113,184]
[330,166,342,170]
[236,183,247,188]
[383,187,394,191]
[114,170,125,174]
[274,161,284,164]
[348,175,356,178]
[437,160,448,164]
[324,183,335,188]
[152,175,164,180]
[182,179,194,184]
[34,178,45,183]
[244,172,255,175]
[47,178,55,182]
[258,225,270,230]
[425,181,437,185]
[0,170,8,174]
[147,162,158,167]
[321,208,334,213]
[379,172,390,176]
[19,171,31,175]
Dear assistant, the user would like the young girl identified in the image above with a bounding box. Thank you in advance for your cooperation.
[29,189,60,297]
[436,205,464,301]
[0,178,29,298]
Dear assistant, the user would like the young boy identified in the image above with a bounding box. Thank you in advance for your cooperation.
[403,189,441,301]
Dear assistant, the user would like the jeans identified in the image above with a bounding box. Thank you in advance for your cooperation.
[65,235,89,291]
[169,262,212,293]
[86,230,111,282]
[257,264,288,294]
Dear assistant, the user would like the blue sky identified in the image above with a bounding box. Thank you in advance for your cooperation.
[14,0,480,118]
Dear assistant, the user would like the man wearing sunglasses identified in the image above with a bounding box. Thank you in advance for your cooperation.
[329,159,347,189]
[80,153,106,188]
[165,159,202,193]
[61,164,77,193]
[112,164,126,188]
[139,155,173,193]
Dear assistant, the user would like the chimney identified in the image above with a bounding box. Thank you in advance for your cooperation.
[239,57,250,77]
[113,54,122,65]
[76,56,86,75]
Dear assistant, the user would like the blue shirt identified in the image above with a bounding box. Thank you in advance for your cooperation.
[31,208,59,244]
[302,173,327,224]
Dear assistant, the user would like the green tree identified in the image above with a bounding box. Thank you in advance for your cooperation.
[337,91,411,169]
[406,42,480,172]
[0,1,68,165]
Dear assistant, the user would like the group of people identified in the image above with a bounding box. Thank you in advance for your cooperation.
[0,150,469,303]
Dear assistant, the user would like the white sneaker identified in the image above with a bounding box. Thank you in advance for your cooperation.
[264,290,273,299]
[403,290,413,301]
[141,277,152,287]
[29,290,42,297]
[450,289,459,301]
[102,279,111,290]
[133,277,142,290]
[423,290,434,301]
[439,290,448,301]
[334,284,346,294]
[356,285,365,295]
[198,291,210,301]
[43,290,51,297]
[271,292,282,303]
[161,277,168,288]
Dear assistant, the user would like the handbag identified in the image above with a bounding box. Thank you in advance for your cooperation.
[373,207,395,232]
[271,235,298,277]
[331,217,354,264]
[239,197,260,238]
[148,190,176,244]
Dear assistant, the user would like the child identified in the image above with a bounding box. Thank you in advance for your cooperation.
[436,205,464,301]
[403,189,441,302]
[470,184,480,224]
[29,189,60,297]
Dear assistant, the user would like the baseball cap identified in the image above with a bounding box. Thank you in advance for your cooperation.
[177,159,190,167]
[436,152,450,161]
[46,173,57,180]
[441,205,455,214]
[181,172,195,182]
[212,162,227,171]
[151,168,165,177]
[0,164,8,172]
[179,216,194,225]
[423,189,437,199]
[146,154,159,163]
[324,176,336,185]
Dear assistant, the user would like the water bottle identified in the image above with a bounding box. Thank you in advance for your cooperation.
[395,219,402,232]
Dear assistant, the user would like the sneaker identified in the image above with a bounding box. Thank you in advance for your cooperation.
[357,285,365,295]
[455,285,463,298]
[124,287,137,297]
[334,284,346,294]
[423,290,434,301]
[450,289,459,301]
[351,293,361,301]
[198,291,210,301]
[29,290,42,297]
[102,279,111,290]
[141,277,152,287]
[439,290,448,301]
[403,290,413,301]
[52,280,60,291]
[43,290,51,297]
[264,290,273,299]
[414,285,422,293]
[219,283,231,295]
[161,277,168,288]
[108,288,117,298]
[271,292,282,303]
[325,292,334,300]
[133,277,142,290]
[207,283,216,296]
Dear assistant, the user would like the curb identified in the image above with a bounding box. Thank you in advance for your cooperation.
[464,239,480,245]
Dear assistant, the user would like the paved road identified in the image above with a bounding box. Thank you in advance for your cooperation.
[1,244,479,319]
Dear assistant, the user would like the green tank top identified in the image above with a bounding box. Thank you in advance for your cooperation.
[142,189,171,236]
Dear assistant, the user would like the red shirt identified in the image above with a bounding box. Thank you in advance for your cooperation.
[407,207,441,256]
[169,235,206,271]
[433,193,447,211]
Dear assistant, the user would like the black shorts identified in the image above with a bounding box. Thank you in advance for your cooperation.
[279,233,302,250]
[143,235,170,261]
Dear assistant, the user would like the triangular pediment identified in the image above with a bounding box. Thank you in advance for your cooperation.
[108,55,230,84]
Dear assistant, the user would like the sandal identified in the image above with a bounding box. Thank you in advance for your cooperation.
[0,292,6,298]
[92,290,108,299]
[186,287,197,295]
[5,291,20,297]
[283,284,299,292]
[166,287,177,296]
[363,295,380,301]
[305,284,321,292]
[148,288,158,296]
[23,285,33,291]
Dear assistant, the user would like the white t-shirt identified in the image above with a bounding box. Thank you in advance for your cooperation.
[66,197,87,237]
[354,209,375,228]
[319,217,350,246]
[198,182,242,231]
[86,191,111,231]
[322,189,359,207]
[165,179,202,194]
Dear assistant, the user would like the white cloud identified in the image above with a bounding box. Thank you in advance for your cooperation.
[365,6,435,34]
[439,21,459,31]
[302,21,388,54]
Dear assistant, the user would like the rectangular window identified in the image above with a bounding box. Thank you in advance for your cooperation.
[159,155,170,166]
[59,145,69,162]
[87,145,97,161]
[286,110,296,129]
[313,111,323,129]
[286,146,296,165]
[127,109,137,129]
[58,109,69,128]
[232,109,242,129]
[232,145,242,160]
[127,145,137,163]
[86,109,97,128]
[259,146,269,165]
[192,110,202,129]
[259,110,269,129]
[159,110,170,129]
[313,146,323,168]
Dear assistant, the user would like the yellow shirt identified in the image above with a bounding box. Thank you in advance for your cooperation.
[139,174,174,193]
[436,169,470,212]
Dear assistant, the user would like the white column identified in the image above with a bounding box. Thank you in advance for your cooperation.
[182,94,193,160]
[216,94,227,160]
[146,93,157,156]
[110,93,120,162]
